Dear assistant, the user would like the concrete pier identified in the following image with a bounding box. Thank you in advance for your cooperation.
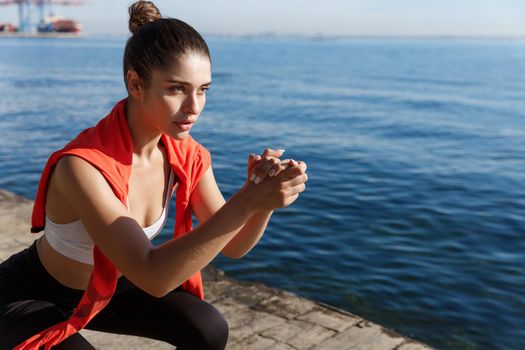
[0,189,436,349]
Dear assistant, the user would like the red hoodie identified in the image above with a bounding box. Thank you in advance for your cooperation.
[15,99,211,350]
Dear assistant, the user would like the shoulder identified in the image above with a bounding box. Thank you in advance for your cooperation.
[55,154,95,178]
[53,155,111,198]
[55,153,108,176]
[50,154,129,225]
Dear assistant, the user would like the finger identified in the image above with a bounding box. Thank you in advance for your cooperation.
[261,148,286,158]
[250,158,271,182]
[269,159,291,177]
[287,160,307,173]
[249,157,267,182]
[251,149,286,181]
[253,157,280,184]
[248,153,261,168]
[289,183,306,196]
[248,153,261,166]
[279,160,307,179]
[296,160,307,172]
[247,154,261,176]
[249,153,261,161]
[283,193,300,207]
[282,173,308,188]
[290,160,307,175]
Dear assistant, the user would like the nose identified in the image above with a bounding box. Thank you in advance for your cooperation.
[182,92,201,116]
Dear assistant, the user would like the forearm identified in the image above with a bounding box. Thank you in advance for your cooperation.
[221,210,273,259]
[146,189,253,296]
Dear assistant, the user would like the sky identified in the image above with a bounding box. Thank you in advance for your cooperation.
[0,0,524,37]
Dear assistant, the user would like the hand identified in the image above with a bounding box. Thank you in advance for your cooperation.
[242,159,308,212]
[247,148,291,184]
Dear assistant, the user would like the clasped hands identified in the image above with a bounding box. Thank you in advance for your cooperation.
[243,148,308,211]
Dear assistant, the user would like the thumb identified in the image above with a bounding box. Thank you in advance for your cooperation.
[262,148,286,158]
[247,153,261,172]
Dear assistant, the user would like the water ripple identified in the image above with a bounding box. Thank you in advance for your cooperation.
[1,36,525,350]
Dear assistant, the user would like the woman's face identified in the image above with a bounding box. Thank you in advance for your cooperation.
[142,53,212,140]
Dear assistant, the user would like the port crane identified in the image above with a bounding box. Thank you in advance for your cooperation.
[0,0,84,33]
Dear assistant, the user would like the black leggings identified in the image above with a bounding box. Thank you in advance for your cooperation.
[0,242,228,350]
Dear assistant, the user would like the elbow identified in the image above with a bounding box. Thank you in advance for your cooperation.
[148,285,170,298]
[139,279,178,298]
[127,257,174,298]
[230,253,247,260]
[126,277,167,298]
[221,247,246,260]
[223,253,241,260]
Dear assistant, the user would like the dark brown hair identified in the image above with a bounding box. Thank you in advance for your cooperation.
[123,1,211,91]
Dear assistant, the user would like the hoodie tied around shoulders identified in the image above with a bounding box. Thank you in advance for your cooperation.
[15,98,211,350]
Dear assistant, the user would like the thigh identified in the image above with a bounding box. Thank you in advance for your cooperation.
[1,245,92,349]
[86,280,228,350]
[0,299,94,350]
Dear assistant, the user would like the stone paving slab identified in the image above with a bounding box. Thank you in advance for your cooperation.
[0,189,437,350]
[397,343,436,350]
[315,321,405,350]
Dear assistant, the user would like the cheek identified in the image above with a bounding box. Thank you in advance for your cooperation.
[199,95,207,110]
[143,89,164,109]
[168,97,185,113]
[145,96,171,122]
[157,94,176,109]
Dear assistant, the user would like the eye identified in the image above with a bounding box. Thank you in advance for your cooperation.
[197,86,210,95]
[169,85,185,93]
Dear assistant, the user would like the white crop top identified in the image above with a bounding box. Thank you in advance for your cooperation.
[44,170,175,265]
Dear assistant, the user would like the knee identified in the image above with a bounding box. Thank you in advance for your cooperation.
[193,305,229,350]
[156,292,229,350]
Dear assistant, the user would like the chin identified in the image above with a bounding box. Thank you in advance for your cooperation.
[166,130,190,140]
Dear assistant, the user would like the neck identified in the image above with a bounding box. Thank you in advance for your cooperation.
[125,97,163,161]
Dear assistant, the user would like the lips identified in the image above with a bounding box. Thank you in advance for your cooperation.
[175,120,194,131]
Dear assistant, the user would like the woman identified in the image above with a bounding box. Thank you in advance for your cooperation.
[0,1,308,349]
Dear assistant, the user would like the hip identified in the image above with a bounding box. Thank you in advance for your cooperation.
[0,241,85,314]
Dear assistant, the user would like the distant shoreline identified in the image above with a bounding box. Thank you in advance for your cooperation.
[203,33,525,41]
[0,32,83,39]
[2,31,522,42]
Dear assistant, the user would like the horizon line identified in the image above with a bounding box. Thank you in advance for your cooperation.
[84,32,525,40]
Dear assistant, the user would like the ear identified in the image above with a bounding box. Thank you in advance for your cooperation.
[126,69,143,98]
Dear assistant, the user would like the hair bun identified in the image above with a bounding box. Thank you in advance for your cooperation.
[128,1,161,34]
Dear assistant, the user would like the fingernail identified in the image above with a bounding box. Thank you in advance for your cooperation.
[278,149,286,153]
[250,174,256,181]
[269,169,275,177]
[254,176,261,184]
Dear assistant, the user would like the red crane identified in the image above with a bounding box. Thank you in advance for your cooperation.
[0,0,84,33]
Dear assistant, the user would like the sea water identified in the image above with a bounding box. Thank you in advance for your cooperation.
[1,36,524,350]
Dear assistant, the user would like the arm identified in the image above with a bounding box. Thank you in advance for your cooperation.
[53,155,306,297]
[223,211,273,259]
[222,153,308,258]
[190,166,274,259]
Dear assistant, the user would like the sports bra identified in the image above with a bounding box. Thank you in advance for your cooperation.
[44,170,175,265]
